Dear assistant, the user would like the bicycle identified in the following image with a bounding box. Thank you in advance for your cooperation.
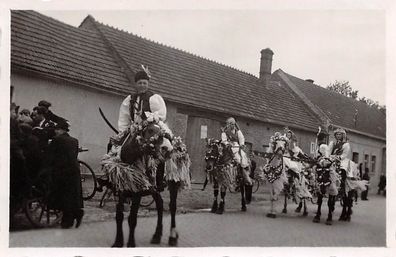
[78,148,97,200]
[98,184,155,208]
[77,148,155,208]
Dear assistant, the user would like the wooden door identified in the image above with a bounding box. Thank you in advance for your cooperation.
[185,116,222,183]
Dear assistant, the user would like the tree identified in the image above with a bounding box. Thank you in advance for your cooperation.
[326,80,358,99]
[327,80,386,113]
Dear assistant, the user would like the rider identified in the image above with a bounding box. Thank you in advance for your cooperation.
[112,66,167,144]
[328,128,366,221]
[107,66,169,190]
[221,117,252,186]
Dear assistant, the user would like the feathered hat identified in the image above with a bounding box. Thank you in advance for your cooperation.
[134,64,151,82]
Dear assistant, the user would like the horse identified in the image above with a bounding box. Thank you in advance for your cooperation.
[335,159,367,222]
[261,133,312,218]
[204,138,248,214]
[312,156,339,225]
[102,120,176,247]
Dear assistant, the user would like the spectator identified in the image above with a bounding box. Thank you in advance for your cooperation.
[377,174,386,196]
[38,100,68,124]
[18,108,33,125]
[361,168,370,200]
[45,120,83,229]
[31,106,56,151]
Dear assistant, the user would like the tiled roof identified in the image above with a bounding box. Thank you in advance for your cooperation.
[11,10,131,93]
[88,19,321,130]
[279,71,386,139]
[11,10,321,131]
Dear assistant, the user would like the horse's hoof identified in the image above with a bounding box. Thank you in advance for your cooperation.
[216,201,224,214]
[111,241,124,248]
[325,219,332,225]
[312,216,320,223]
[127,241,136,248]
[150,234,161,244]
[345,216,351,222]
[282,209,287,214]
[338,215,346,221]
[168,234,178,246]
[266,213,276,218]
[211,200,218,213]
[241,205,247,212]
[295,208,301,213]
[302,212,308,217]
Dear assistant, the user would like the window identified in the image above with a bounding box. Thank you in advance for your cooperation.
[200,125,207,139]
[364,154,369,170]
[352,152,359,163]
[371,155,376,173]
[310,142,317,155]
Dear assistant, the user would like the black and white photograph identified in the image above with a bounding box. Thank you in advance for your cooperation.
[1,0,395,257]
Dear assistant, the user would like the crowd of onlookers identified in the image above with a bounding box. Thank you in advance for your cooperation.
[10,100,84,229]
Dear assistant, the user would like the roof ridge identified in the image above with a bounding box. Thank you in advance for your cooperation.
[94,19,257,78]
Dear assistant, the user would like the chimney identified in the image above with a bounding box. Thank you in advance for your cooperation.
[305,79,314,83]
[259,48,274,83]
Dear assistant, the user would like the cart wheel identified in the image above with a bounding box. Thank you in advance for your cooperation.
[25,197,62,228]
[79,161,97,200]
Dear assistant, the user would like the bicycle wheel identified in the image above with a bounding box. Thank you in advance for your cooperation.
[25,197,62,228]
[79,161,97,200]
[140,195,155,207]
[252,179,260,193]
[99,187,114,208]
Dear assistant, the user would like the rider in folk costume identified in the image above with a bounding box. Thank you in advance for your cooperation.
[221,117,252,185]
[328,128,367,221]
[101,66,191,246]
[283,128,312,200]
[316,131,340,196]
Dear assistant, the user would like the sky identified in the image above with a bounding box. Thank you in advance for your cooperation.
[41,10,386,105]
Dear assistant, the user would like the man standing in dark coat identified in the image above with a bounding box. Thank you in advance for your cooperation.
[46,120,83,228]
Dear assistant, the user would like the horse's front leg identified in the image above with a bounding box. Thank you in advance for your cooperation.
[112,193,125,247]
[313,193,323,223]
[216,185,226,214]
[266,185,277,218]
[211,180,219,213]
[302,199,308,216]
[240,178,247,212]
[127,194,141,247]
[326,195,336,225]
[168,181,180,246]
[282,187,288,214]
[150,191,163,244]
[345,190,354,222]
[295,200,302,213]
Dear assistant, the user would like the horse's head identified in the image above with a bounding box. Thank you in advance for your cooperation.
[269,133,289,155]
[141,122,173,159]
[205,138,221,172]
[120,121,173,164]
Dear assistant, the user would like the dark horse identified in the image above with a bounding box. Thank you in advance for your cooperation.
[312,156,338,225]
[105,121,176,247]
[204,138,248,214]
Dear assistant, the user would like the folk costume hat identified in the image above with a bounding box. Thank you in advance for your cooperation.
[134,65,151,82]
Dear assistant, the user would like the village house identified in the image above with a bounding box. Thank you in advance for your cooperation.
[11,10,386,187]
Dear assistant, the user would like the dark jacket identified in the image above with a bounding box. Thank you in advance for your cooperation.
[46,132,83,211]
